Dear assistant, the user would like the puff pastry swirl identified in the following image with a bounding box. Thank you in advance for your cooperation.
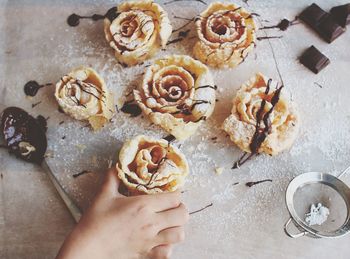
[55,67,114,130]
[134,55,216,140]
[116,135,189,194]
[222,73,299,155]
[104,0,172,66]
[193,2,256,68]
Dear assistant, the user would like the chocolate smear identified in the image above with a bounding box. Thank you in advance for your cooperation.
[67,7,119,27]
[24,81,52,97]
[163,134,176,143]
[257,36,283,41]
[260,18,299,31]
[31,101,42,108]
[166,37,184,45]
[0,107,47,164]
[178,29,191,38]
[120,100,142,117]
[72,170,92,178]
[189,203,213,215]
[246,179,272,187]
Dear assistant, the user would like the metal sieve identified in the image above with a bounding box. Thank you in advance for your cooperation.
[284,166,350,238]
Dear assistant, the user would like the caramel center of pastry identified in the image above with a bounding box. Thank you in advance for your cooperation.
[146,66,195,112]
[63,79,101,107]
[205,11,245,43]
[133,145,168,178]
[121,16,138,37]
[110,10,155,51]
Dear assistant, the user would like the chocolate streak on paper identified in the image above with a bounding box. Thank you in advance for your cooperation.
[67,7,119,27]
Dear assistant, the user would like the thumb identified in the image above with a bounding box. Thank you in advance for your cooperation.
[100,167,123,198]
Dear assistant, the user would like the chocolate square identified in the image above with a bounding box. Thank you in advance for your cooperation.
[299,3,346,43]
[299,46,330,74]
[318,15,345,43]
[299,3,328,28]
[330,4,350,27]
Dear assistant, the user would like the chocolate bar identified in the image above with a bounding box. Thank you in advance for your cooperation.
[299,3,345,43]
[299,46,330,74]
[330,4,350,27]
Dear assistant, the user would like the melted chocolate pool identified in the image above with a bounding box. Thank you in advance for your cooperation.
[24,81,52,97]
[0,107,47,164]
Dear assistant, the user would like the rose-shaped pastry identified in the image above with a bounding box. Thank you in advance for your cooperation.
[193,2,256,68]
[222,73,300,155]
[104,0,172,66]
[55,67,114,131]
[134,55,216,140]
[116,135,189,194]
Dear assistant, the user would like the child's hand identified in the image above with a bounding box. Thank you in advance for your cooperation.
[57,168,189,259]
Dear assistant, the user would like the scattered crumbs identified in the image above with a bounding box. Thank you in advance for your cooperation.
[76,144,87,152]
[72,170,92,178]
[215,167,224,175]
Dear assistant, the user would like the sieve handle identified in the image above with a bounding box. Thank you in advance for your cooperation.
[284,218,307,238]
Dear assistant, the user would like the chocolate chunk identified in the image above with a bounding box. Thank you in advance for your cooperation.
[0,107,47,164]
[299,46,330,74]
[330,4,350,27]
[318,15,346,43]
[299,3,328,26]
[299,3,345,43]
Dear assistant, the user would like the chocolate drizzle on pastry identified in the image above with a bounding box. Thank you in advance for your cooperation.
[0,107,47,164]
[67,7,119,27]
[232,80,284,169]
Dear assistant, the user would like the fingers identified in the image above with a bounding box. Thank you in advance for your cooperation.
[148,245,173,259]
[144,191,181,212]
[157,203,189,230]
[156,226,185,246]
[100,167,121,198]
